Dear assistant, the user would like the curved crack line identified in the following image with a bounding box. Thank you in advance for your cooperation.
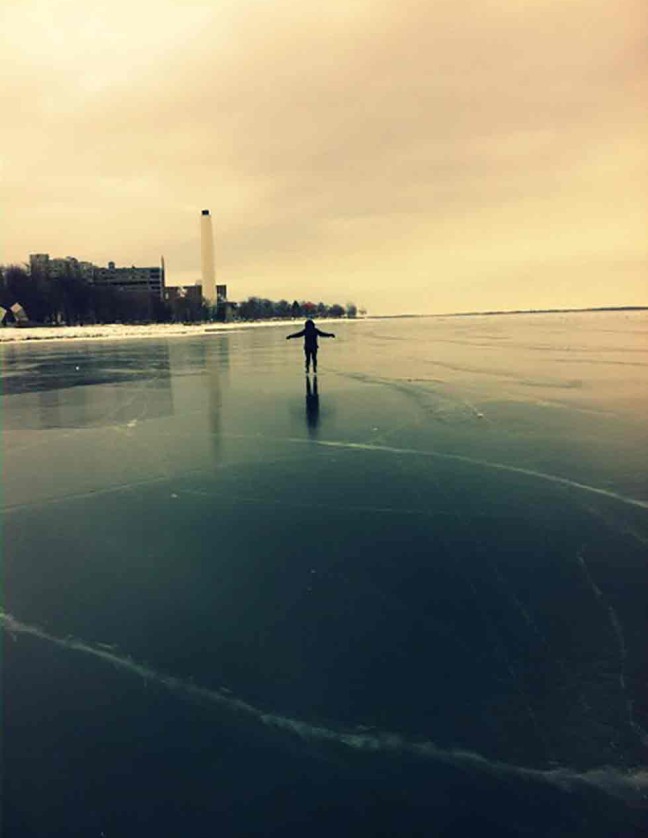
[263,437,648,511]
[2,610,647,804]
[576,552,648,749]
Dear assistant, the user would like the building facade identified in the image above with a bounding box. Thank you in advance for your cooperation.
[29,254,165,298]
[165,283,204,321]
[93,261,165,297]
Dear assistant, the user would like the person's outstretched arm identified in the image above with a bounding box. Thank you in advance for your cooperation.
[316,328,335,338]
[286,329,306,340]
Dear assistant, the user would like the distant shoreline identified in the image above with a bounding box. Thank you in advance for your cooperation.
[373,306,648,319]
[0,306,645,345]
[0,318,356,345]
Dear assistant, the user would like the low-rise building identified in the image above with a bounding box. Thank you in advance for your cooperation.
[29,253,50,274]
[93,261,165,298]
[165,282,204,321]
[28,253,166,298]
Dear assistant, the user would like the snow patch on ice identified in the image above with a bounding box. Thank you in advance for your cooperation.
[0,319,361,344]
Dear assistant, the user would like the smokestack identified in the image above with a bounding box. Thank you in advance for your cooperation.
[200,209,216,304]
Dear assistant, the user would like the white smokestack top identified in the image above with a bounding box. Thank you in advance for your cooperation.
[200,209,216,304]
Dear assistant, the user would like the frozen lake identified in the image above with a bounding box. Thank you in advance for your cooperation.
[3,312,647,836]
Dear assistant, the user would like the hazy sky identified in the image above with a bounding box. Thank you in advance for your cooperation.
[2,0,645,314]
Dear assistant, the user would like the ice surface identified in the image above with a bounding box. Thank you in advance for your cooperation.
[2,311,647,836]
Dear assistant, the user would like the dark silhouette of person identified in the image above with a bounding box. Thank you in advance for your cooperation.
[305,374,320,434]
[286,319,335,373]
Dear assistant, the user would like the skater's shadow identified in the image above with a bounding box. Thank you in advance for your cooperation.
[305,375,320,436]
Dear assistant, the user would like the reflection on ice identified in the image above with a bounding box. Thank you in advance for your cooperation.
[305,375,320,435]
[1,342,175,429]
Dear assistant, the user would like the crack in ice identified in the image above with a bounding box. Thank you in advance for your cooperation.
[266,437,648,511]
[576,552,648,749]
[2,610,647,805]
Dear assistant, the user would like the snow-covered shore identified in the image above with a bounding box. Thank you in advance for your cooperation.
[0,319,359,344]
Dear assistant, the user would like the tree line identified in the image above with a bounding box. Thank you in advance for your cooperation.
[0,263,362,326]
[0,264,167,325]
[236,298,358,321]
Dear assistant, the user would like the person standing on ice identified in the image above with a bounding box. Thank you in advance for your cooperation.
[286,319,335,374]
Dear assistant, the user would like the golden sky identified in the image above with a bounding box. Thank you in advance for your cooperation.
[1,0,646,314]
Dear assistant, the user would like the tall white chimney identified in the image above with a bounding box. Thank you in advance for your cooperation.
[200,209,216,304]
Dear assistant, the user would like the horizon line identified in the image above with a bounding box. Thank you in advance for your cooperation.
[370,305,648,319]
